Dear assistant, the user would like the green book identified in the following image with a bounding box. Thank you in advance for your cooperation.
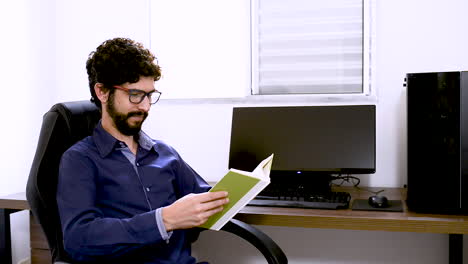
[199,154,274,230]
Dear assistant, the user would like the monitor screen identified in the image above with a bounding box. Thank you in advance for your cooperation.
[228,105,376,178]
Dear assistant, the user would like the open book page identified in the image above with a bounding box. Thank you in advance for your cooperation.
[251,154,274,180]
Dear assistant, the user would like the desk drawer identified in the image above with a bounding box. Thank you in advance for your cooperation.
[30,213,51,264]
[31,248,51,264]
[29,213,49,250]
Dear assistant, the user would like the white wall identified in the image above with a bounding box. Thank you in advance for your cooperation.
[149,0,251,99]
[54,0,151,102]
[2,0,468,263]
[0,0,56,262]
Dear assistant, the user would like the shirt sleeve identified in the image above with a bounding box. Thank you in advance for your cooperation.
[155,207,173,243]
[57,149,167,262]
[171,152,211,244]
[174,152,211,196]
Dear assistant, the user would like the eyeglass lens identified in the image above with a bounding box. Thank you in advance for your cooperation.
[129,90,161,104]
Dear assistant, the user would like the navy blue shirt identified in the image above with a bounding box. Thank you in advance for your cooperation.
[57,122,210,263]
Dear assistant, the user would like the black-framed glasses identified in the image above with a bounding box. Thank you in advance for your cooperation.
[113,86,162,105]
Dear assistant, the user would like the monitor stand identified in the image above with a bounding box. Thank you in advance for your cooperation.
[266,171,332,195]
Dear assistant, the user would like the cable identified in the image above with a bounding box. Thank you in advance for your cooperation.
[330,174,361,187]
[330,174,384,195]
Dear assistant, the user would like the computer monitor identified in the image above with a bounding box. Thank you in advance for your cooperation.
[228,105,376,192]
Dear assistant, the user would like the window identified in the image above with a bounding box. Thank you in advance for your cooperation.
[251,0,374,97]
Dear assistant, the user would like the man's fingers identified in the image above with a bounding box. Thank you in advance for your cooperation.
[199,205,225,221]
[196,191,228,203]
[197,196,229,212]
[164,191,231,230]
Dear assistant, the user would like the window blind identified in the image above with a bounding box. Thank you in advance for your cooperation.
[252,0,365,95]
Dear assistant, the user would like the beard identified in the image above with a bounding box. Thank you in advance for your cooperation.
[106,93,148,136]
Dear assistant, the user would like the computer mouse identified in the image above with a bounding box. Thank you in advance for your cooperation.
[368,195,389,208]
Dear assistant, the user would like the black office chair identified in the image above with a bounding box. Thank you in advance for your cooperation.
[26,101,287,264]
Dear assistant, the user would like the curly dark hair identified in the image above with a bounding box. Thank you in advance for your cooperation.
[86,37,162,108]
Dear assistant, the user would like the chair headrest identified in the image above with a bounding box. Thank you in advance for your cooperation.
[50,101,101,144]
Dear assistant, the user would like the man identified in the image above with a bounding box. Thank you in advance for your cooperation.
[56,37,229,263]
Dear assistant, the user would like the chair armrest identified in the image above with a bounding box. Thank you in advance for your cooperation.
[220,219,288,264]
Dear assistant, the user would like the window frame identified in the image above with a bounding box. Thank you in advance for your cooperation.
[249,0,377,104]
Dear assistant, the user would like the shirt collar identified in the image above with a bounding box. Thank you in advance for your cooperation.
[138,130,155,151]
[93,121,157,157]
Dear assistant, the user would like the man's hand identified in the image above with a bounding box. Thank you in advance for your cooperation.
[162,191,229,231]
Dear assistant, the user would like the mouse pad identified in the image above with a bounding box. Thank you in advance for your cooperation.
[351,199,403,212]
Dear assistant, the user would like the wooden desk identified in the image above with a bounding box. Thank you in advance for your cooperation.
[0,193,52,264]
[237,187,468,234]
[0,192,30,264]
[1,188,467,264]
[235,187,468,264]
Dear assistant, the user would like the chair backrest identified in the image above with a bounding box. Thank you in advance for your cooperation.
[26,101,100,263]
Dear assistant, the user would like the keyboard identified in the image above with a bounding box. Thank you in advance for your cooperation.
[248,191,351,210]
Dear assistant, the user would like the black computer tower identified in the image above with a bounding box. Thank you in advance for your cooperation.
[406,71,468,214]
